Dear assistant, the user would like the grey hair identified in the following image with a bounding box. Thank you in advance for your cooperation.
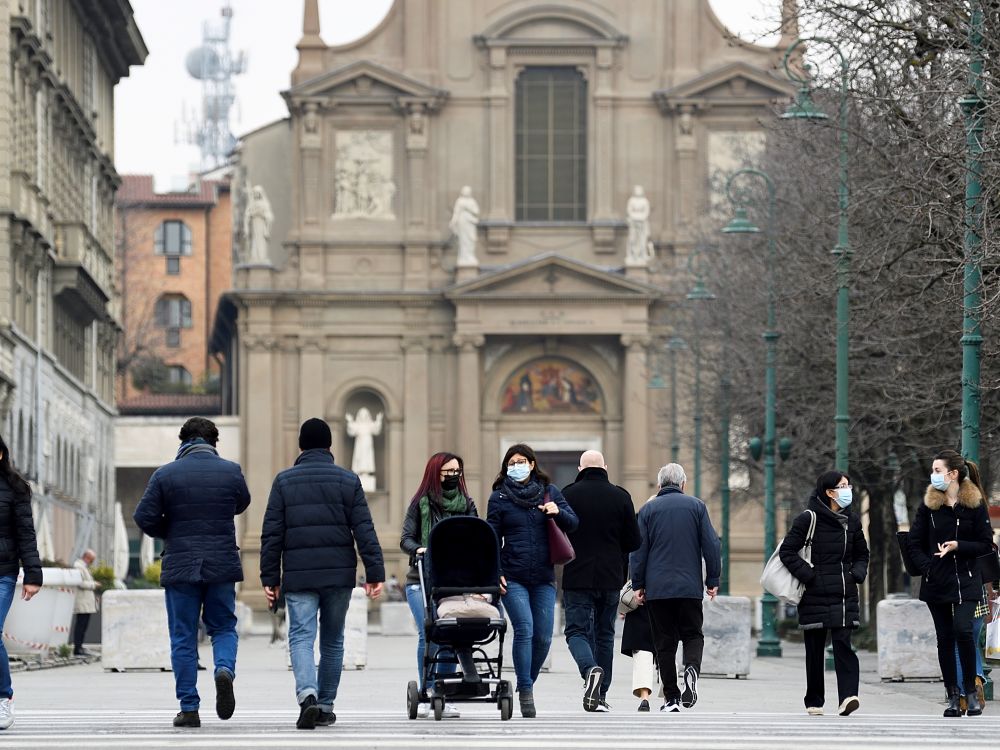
[657,463,687,489]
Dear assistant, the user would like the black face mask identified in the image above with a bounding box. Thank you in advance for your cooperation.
[441,475,461,491]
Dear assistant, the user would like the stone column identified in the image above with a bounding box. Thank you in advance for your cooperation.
[484,47,511,251]
[592,49,615,223]
[298,336,325,421]
[402,337,429,497]
[453,333,485,492]
[620,334,651,501]
[674,104,698,238]
[299,102,323,226]
[403,103,430,290]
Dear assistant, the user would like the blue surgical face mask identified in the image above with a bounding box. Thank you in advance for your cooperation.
[930,473,950,491]
[507,463,531,482]
[834,487,853,508]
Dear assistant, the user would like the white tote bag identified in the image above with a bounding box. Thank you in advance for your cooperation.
[760,510,817,605]
[987,600,1000,660]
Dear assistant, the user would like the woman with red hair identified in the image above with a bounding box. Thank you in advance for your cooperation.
[399,452,477,717]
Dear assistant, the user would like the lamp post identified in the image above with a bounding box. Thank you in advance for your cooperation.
[687,252,715,499]
[959,1,984,463]
[719,373,731,595]
[782,37,852,473]
[722,167,781,657]
[648,337,687,464]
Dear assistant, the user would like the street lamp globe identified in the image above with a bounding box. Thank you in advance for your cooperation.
[721,207,761,235]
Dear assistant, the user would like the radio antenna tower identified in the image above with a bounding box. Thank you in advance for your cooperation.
[181,2,246,169]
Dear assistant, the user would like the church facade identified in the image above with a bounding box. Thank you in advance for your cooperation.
[213,0,795,607]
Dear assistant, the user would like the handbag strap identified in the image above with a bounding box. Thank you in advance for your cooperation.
[802,510,817,565]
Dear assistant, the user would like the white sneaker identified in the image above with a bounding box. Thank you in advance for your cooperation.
[442,703,461,718]
[806,706,824,716]
[416,703,429,719]
[0,698,13,729]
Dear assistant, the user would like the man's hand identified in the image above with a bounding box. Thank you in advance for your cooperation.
[634,588,645,605]
[21,584,40,601]
[706,586,718,600]
[264,585,280,606]
[364,582,383,599]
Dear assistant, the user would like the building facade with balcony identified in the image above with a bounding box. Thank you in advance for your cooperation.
[0,0,145,563]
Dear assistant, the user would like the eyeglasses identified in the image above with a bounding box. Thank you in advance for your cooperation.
[507,459,530,468]
[836,484,852,489]
[441,469,463,477]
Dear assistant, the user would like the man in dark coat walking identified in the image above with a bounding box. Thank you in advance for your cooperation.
[134,417,251,728]
[561,450,640,711]
[260,418,385,730]
[630,463,721,712]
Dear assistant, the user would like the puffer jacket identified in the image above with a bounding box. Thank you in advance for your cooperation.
[260,449,385,592]
[133,447,251,585]
[486,483,578,586]
[0,475,41,586]
[907,479,992,605]
[399,495,478,585]
[779,493,869,629]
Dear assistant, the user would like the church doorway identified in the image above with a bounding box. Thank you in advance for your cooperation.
[536,451,580,490]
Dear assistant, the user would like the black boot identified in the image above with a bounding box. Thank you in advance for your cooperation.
[944,688,963,718]
[519,690,536,718]
[967,688,983,716]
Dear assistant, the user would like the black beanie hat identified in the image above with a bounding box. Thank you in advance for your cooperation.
[299,418,332,451]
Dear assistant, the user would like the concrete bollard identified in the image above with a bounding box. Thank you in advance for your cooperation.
[342,586,368,670]
[675,595,752,678]
[101,589,172,671]
[380,601,417,636]
[877,595,941,681]
[235,601,254,637]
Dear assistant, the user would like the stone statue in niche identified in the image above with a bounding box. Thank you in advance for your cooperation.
[346,407,383,491]
[243,184,274,264]
[449,186,480,267]
[625,185,654,266]
[333,130,396,220]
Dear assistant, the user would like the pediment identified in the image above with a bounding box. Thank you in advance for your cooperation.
[654,62,795,112]
[286,60,448,110]
[447,254,661,302]
[476,5,627,48]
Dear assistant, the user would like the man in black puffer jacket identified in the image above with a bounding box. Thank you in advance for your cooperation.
[134,417,251,729]
[260,418,385,730]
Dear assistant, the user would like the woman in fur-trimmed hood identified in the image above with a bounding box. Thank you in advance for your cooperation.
[907,449,993,717]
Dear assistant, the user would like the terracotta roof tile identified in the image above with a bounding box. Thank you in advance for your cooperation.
[118,393,223,416]
[117,175,224,207]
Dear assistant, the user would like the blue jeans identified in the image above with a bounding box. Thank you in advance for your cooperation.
[956,614,986,694]
[164,582,238,712]
[563,589,618,696]
[502,580,556,693]
[286,588,352,711]
[405,584,456,689]
[0,576,15,699]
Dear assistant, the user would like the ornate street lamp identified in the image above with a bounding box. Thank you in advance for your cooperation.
[649,336,688,465]
[686,251,715,500]
[722,167,781,657]
[781,37,852,473]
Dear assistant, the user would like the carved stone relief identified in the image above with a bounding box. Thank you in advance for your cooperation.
[332,130,396,220]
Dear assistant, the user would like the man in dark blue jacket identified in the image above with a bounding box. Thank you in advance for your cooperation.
[630,463,720,713]
[134,417,251,728]
[260,418,385,730]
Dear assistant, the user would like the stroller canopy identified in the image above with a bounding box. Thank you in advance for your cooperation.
[426,516,501,592]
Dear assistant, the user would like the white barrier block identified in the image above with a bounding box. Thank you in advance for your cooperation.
[380,601,416,636]
[101,589,172,670]
[877,596,941,681]
[342,587,368,670]
[5,568,81,655]
[235,601,253,637]
[674,595,752,678]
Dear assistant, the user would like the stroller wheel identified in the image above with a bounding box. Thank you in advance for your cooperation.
[406,680,419,720]
[432,696,445,721]
[499,695,513,721]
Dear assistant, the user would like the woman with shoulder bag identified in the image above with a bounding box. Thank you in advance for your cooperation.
[907,449,993,717]
[486,443,578,718]
[778,471,869,717]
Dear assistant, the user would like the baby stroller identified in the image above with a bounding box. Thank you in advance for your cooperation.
[406,515,513,721]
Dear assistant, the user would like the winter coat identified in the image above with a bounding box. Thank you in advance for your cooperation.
[133,447,251,586]
[778,493,869,630]
[621,603,655,656]
[0,475,41,586]
[73,558,98,614]
[260,449,385,592]
[399,495,478,585]
[561,467,641,591]
[907,479,993,605]
[486,483,578,586]
[629,485,721,600]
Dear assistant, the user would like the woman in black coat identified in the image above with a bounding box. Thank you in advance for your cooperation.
[0,434,42,730]
[779,471,869,717]
[907,449,993,717]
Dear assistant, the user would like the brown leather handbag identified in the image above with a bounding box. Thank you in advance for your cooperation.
[547,517,575,566]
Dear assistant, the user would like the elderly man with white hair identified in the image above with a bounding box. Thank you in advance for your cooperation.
[630,463,721,713]
[72,548,100,656]
[561,450,641,712]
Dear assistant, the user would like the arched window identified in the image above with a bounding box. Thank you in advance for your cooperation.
[154,220,192,274]
[155,294,193,348]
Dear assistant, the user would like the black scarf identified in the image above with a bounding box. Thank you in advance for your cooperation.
[502,476,546,508]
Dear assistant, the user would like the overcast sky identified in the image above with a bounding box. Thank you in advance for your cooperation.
[114,0,784,190]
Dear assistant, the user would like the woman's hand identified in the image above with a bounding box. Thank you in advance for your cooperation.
[416,547,426,556]
[935,540,959,558]
[21,584,40,601]
[538,501,559,515]
[499,575,507,595]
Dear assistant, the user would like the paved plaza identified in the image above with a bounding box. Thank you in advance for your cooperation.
[0,632,998,748]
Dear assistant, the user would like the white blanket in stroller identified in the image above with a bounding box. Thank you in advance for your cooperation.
[436,594,500,619]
